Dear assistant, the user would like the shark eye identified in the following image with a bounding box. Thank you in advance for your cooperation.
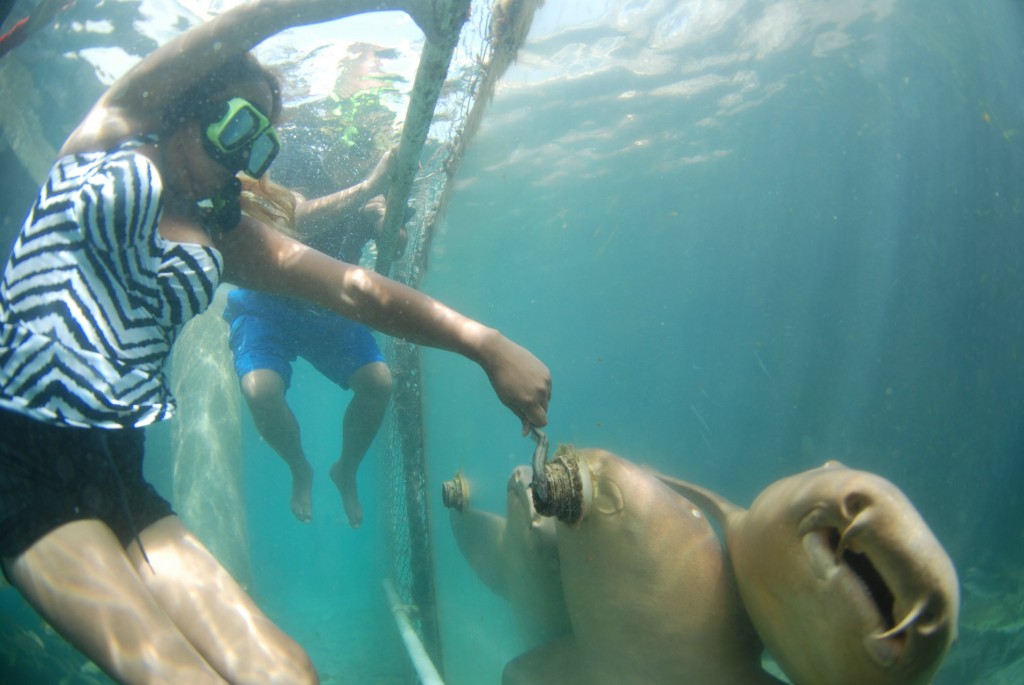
[828,528,897,630]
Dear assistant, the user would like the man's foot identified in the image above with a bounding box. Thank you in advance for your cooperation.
[290,461,314,523]
[329,461,363,528]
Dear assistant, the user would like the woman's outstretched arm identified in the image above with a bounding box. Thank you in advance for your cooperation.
[62,0,431,152]
[112,0,417,109]
[218,216,551,432]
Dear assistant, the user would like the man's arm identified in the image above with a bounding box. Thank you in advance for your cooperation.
[294,148,396,239]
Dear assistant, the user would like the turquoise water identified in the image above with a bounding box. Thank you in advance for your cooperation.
[2,0,1023,684]
[423,1,1024,683]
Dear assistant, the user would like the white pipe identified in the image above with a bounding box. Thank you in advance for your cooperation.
[383,578,447,685]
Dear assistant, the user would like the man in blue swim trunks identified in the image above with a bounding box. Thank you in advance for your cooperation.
[224,152,408,527]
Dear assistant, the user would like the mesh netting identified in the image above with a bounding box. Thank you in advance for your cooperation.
[370,0,545,674]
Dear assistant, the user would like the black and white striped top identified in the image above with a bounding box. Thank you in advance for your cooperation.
[0,146,224,428]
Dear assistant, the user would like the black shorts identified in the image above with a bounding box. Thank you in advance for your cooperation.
[0,408,175,560]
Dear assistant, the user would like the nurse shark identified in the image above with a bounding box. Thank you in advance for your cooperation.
[655,460,960,685]
[444,466,572,650]
[509,446,780,685]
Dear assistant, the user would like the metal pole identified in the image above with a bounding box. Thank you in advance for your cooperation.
[375,0,471,276]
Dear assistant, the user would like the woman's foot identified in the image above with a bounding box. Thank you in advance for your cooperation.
[329,460,363,528]
[290,461,314,523]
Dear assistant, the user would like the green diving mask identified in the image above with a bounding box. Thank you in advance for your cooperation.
[202,97,280,179]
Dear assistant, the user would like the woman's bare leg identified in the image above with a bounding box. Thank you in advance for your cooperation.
[4,519,227,685]
[128,516,318,685]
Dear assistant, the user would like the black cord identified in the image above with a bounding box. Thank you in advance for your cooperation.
[96,437,155,574]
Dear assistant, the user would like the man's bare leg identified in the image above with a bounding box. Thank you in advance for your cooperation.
[329,362,392,528]
[240,369,314,522]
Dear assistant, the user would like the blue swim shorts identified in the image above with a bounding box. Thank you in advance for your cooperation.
[223,289,385,390]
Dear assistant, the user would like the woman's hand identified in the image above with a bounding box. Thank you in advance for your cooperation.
[477,330,551,435]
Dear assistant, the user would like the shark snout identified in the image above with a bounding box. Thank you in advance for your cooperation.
[509,465,533,492]
[830,485,959,669]
[866,589,956,670]
[508,465,546,525]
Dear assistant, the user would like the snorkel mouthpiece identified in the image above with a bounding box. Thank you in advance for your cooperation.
[198,177,242,232]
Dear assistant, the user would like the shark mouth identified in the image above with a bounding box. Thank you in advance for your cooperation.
[802,508,915,665]
[827,527,898,634]
[823,519,939,667]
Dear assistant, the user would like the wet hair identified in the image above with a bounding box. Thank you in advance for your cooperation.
[166,52,282,129]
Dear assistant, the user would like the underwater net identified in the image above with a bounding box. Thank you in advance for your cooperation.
[370,0,545,674]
